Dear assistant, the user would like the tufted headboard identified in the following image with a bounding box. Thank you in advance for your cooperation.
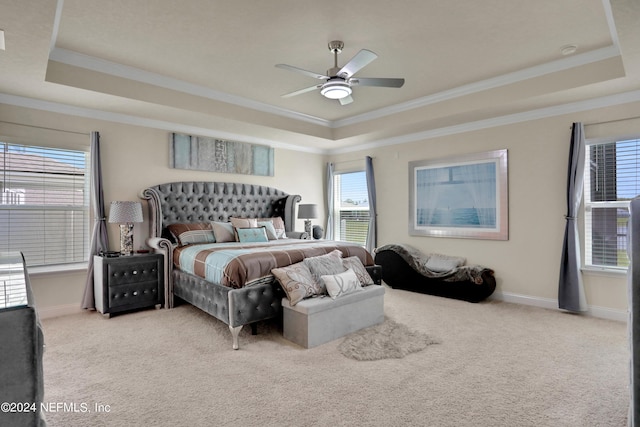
[140,181,302,241]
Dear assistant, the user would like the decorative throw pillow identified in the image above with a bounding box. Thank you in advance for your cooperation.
[272,262,319,306]
[236,226,269,243]
[322,268,361,299]
[259,216,286,239]
[303,249,346,293]
[167,223,215,246]
[257,220,278,240]
[342,256,374,286]
[230,217,258,229]
[211,221,235,243]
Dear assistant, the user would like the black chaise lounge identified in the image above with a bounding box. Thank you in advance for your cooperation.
[374,243,496,303]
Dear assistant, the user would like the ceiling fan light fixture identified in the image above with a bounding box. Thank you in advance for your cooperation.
[320,80,352,99]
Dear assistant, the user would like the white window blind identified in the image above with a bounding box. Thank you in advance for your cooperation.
[333,171,369,245]
[0,142,90,267]
[584,138,640,270]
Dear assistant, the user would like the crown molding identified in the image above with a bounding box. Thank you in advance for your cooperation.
[0,93,326,154]
[50,43,622,135]
[328,90,640,154]
[332,45,621,129]
[2,90,639,156]
[49,48,332,129]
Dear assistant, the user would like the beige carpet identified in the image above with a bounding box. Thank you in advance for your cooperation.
[41,285,629,427]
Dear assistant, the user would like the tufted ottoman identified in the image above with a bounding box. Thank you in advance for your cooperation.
[282,285,385,348]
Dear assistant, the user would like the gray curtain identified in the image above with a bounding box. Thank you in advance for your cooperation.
[629,198,640,425]
[81,132,109,310]
[325,162,335,240]
[558,122,588,312]
[365,156,377,253]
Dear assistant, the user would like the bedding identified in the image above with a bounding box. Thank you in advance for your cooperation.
[173,239,373,289]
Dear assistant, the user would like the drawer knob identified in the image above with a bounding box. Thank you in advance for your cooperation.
[133,291,138,296]
[132,270,138,275]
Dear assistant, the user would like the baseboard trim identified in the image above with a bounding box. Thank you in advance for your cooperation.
[491,291,627,322]
[38,304,84,320]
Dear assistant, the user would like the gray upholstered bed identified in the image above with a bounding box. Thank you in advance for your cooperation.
[140,181,376,350]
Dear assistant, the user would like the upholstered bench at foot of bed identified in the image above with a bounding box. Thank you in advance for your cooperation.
[282,284,385,349]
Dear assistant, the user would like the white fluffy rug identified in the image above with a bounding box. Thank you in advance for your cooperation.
[338,318,440,361]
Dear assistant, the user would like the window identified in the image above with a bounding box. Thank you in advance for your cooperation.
[584,138,640,270]
[333,170,369,245]
[0,142,90,267]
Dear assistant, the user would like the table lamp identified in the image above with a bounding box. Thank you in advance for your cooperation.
[297,204,319,239]
[109,201,143,256]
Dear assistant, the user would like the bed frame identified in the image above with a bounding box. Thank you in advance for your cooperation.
[140,181,303,349]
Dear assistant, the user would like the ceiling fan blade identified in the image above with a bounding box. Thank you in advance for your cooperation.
[350,77,405,88]
[275,64,329,80]
[337,49,378,78]
[339,95,354,106]
[281,84,321,98]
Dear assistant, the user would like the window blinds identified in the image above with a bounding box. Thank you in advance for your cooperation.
[0,142,89,267]
[584,138,640,269]
[334,171,370,246]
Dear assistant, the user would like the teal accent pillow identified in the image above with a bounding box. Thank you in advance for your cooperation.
[236,226,269,243]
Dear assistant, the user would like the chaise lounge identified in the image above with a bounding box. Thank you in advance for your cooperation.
[374,243,496,303]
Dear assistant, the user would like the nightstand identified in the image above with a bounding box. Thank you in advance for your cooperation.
[93,253,164,317]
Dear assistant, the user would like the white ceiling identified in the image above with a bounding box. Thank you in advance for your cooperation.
[0,0,639,153]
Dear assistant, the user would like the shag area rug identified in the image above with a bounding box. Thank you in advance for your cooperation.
[338,318,440,361]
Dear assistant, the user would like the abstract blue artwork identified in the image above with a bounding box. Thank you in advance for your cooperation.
[170,133,274,176]
[409,149,508,240]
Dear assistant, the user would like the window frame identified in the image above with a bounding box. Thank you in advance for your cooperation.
[332,169,370,246]
[582,137,640,274]
[0,141,91,269]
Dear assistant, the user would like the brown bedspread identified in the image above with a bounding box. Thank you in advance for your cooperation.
[173,239,373,289]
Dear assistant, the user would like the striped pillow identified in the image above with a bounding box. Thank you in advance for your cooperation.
[167,223,216,246]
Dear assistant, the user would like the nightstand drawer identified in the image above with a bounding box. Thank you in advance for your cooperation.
[108,280,160,309]
[107,259,160,286]
[94,254,164,316]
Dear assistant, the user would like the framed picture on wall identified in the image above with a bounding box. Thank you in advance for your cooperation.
[409,149,508,240]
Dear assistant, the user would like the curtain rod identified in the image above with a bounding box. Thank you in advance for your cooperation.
[0,120,90,136]
[331,156,376,166]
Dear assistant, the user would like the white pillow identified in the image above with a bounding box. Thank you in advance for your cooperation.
[342,256,374,286]
[321,268,361,299]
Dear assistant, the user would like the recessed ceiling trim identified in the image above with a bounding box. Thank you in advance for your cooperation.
[329,89,640,155]
[49,47,332,128]
[3,89,639,157]
[0,93,326,154]
[601,0,620,47]
[51,43,622,137]
[332,45,622,129]
[49,0,64,54]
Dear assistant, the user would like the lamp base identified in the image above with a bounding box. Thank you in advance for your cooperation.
[304,220,312,240]
[120,223,134,256]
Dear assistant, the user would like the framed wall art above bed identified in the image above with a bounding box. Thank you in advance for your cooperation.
[409,149,508,240]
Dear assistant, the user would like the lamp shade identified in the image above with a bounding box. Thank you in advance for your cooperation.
[297,204,319,219]
[109,201,143,223]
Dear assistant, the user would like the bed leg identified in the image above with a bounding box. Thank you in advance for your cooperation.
[229,325,243,350]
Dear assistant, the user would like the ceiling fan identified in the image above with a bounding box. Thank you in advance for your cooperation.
[275,40,405,105]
